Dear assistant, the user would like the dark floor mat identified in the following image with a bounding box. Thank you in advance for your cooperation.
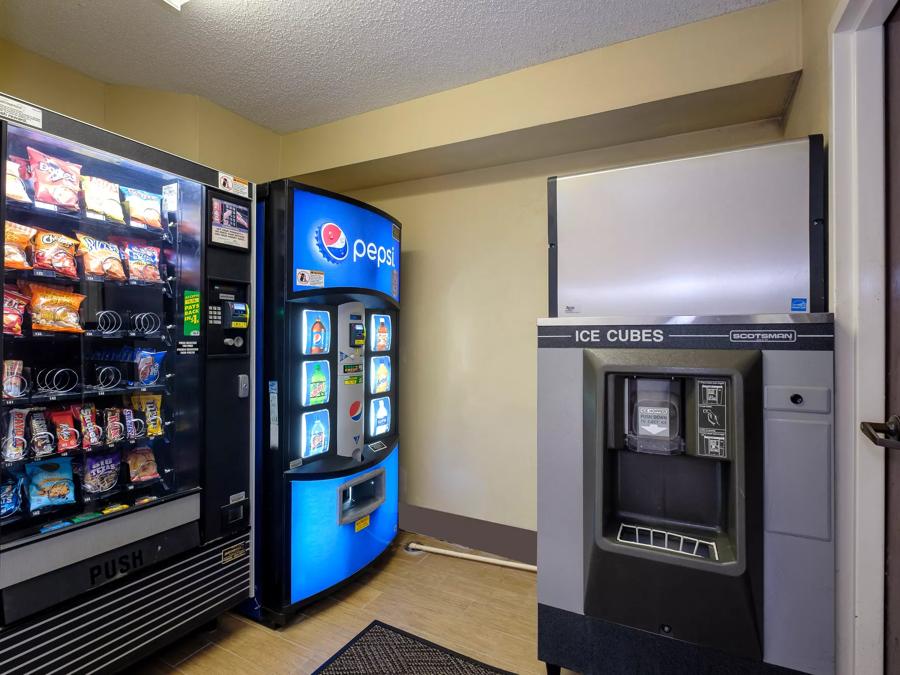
[312,620,515,674]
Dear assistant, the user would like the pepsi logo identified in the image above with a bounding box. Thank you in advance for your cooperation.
[318,222,349,263]
[349,401,363,421]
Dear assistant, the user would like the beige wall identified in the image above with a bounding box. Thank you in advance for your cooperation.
[350,120,784,530]
[0,38,280,183]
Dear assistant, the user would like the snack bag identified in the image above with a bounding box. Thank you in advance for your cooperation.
[2,409,28,462]
[121,187,162,230]
[48,409,79,452]
[132,394,163,436]
[26,458,76,509]
[75,233,125,280]
[26,147,81,212]
[103,408,124,445]
[115,240,162,283]
[0,472,25,519]
[81,176,125,223]
[3,287,29,336]
[83,451,120,494]
[33,230,78,279]
[4,222,37,270]
[5,159,30,204]
[125,446,159,483]
[30,409,55,457]
[135,350,166,385]
[27,283,84,333]
[2,360,24,399]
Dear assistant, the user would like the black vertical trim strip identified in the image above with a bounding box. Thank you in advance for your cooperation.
[547,177,558,318]
[808,134,828,312]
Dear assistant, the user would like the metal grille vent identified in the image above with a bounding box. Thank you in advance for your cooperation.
[616,523,719,561]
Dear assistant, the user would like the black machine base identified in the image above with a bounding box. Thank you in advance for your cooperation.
[538,604,802,675]
[0,531,250,675]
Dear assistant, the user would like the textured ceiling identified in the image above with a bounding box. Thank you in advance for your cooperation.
[0,0,771,133]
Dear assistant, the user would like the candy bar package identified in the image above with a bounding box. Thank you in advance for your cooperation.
[135,350,166,386]
[48,409,79,452]
[122,408,138,440]
[75,233,125,280]
[30,409,55,457]
[81,176,125,224]
[125,446,159,483]
[26,458,75,509]
[5,159,31,204]
[4,222,37,270]
[27,147,82,212]
[27,283,85,333]
[104,407,124,445]
[115,240,163,283]
[3,287,29,336]
[2,360,25,399]
[73,403,102,448]
[33,230,79,279]
[2,408,28,462]
[121,187,162,230]
[0,472,24,519]
[83,451,121,494]
[131,394,163,436]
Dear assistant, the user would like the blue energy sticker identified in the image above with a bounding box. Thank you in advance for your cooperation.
[301,360,331,406]
[370,356,391,394]
[791,297,808,312]
[369,397,391,437]
[301,310,331,355]
[301,409,330,459]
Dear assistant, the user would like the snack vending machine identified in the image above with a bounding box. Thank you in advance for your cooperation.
[0,95,253,673]
[252,181,399,625]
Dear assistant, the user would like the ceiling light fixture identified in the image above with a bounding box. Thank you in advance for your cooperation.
[161,0,190,10]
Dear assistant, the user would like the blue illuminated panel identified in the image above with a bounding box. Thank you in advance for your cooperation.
[292,189,400,300]
[289,448,399,604]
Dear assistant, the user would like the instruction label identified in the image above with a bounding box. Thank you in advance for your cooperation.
[638,406,670,437]
[698,380,728,458]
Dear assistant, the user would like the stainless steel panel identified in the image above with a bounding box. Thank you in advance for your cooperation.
[0,493,200,588]
[555,139,811,317]
[765,385,832,413]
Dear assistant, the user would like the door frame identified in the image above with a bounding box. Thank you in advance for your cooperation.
[832,0,895,672]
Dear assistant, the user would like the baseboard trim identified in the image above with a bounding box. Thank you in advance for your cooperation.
[399,503,537,565]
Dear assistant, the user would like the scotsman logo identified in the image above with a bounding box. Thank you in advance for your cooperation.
[316,222,395,268]
[729,330,797,343]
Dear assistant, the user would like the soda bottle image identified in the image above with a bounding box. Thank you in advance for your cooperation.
[375,399,389,435]
[376,317,389,351]
[310,318,326,354]
[309,363,327,405]
[371,357,390,394]
[310,418,327,455]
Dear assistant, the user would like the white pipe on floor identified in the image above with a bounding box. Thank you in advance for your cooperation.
[406,542,537,573]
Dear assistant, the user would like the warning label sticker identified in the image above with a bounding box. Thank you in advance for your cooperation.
[698,380,728,458]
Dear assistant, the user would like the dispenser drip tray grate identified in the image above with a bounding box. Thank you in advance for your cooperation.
[616,523,719,561]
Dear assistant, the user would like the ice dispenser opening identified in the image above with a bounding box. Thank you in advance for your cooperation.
[603,373,734,564]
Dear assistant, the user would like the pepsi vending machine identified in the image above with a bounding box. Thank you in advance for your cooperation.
[252,181,399,624]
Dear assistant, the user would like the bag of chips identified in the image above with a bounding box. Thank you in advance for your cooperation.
[125,446,159,483]
[115,240,162,283]
[81,176,125,223]
[2,409,28,462]
[5,222,37,270]
[121,187,162,230]
[3,287,29,336]
[0,472,24,519]
[27,147,81,212]
[134,350,166,386]
[5,159,30,204]
[27,458,76,509]
[33,230,79,279]
[48,409,79,452]
[83,451,120,494]
[27,283,85,333]
[75,233,125,280]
